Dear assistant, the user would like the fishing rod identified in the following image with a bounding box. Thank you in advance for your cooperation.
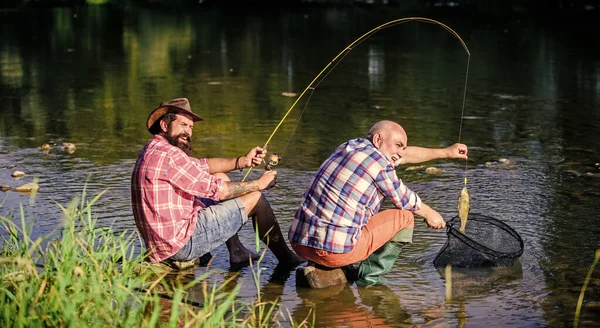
[242,17,471,181]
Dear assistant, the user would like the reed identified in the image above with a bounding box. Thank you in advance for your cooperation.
[573,249,600,328]
[0,188,312,327]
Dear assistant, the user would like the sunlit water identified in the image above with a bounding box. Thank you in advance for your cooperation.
[1,4,600,327]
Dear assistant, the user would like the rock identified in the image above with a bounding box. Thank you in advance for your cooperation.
[40,143,51,152]
[296,262,347,289]
[11,171,25,178]
[133,261,174,276]
[62,143,76,153]
[425,167,442,175]
[281,92,297,97]
[499,158,516,165]
[405,165,425,171]
[13,183,39,192]
[7,164,14,169]
[1,185,11,191]
[162,258,199,271]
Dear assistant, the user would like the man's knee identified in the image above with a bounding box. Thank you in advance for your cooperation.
[213,173,230,181]
[390,211,414,243]
[396,210,414,228]
[240,191,269,215]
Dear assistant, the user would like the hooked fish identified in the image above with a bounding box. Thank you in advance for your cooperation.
[458,184,470,233]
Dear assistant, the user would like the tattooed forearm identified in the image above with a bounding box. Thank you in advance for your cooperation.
[220,181,260,200]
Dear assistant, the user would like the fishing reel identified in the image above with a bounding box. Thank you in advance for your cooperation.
[265,153,280,171]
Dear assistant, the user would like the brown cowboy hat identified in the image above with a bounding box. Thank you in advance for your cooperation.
[146,98,203,134]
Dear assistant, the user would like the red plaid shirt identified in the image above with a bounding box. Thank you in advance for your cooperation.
[131,135,223,263]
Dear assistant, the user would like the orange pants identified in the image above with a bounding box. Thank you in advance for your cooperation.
[292,209,414,268]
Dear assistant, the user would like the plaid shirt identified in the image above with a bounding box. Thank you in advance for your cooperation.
[131,135,223,263]
[288,138,421,253]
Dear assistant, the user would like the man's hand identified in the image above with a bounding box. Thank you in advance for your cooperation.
[257,170,277,190]
[414,203,446,229]
[444,143,468,160]
[243,146,267,168]
[424,211,446,229]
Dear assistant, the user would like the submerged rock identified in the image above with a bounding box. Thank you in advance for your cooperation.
[62,143,76,153]
[1,185,11,191]
[405,165,425,171]
[13,183,39,192]
[40,142,77,153]
[11,171,25,178]
[498,158,516,165]
[425,167,442,175]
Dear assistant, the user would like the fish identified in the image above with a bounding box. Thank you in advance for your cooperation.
[458,185,470,233]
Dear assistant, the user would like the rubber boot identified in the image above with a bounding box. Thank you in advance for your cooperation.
[356,228,413,287]
[356,242,403,286]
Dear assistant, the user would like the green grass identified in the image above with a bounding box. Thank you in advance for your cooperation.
[0,188,313,327]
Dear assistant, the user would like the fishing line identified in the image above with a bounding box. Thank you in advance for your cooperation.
[242,17,471,181]
[280,87,315,156]
[457,54,471,186]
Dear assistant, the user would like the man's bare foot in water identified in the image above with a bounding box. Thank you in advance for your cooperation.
[226,234,260,268]
[279,250,306,267]
[229,248,260,268]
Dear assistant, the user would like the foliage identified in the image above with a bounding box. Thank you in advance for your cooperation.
[0,188,313,327]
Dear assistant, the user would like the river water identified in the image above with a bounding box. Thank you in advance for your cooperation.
[1,4,600,327]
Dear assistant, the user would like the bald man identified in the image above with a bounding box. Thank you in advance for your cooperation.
[289,120,468,286]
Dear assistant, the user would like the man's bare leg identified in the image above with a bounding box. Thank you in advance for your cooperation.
[240,191,304,264]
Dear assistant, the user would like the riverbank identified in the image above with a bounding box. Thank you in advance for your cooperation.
[0,190,311,327]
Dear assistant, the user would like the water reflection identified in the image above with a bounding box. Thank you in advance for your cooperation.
[368,43,385,92]
[439,262,524,301]
[294,284,414,327]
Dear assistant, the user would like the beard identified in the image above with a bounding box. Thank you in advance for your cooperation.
[163,126,193,156]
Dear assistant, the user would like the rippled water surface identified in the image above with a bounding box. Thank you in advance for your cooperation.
[1,4,600,327]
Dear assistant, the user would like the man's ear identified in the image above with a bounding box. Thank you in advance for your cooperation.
[159,119,169,133]
[372,132,382,148]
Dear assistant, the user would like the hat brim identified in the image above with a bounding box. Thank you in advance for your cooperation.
[146,105,203,133]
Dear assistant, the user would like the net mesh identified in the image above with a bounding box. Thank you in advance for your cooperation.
[433,213,524,268]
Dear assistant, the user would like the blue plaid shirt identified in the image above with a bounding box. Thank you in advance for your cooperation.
[288,138,422,253]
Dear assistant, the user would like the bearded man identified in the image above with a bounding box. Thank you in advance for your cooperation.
[131,98,302,268]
